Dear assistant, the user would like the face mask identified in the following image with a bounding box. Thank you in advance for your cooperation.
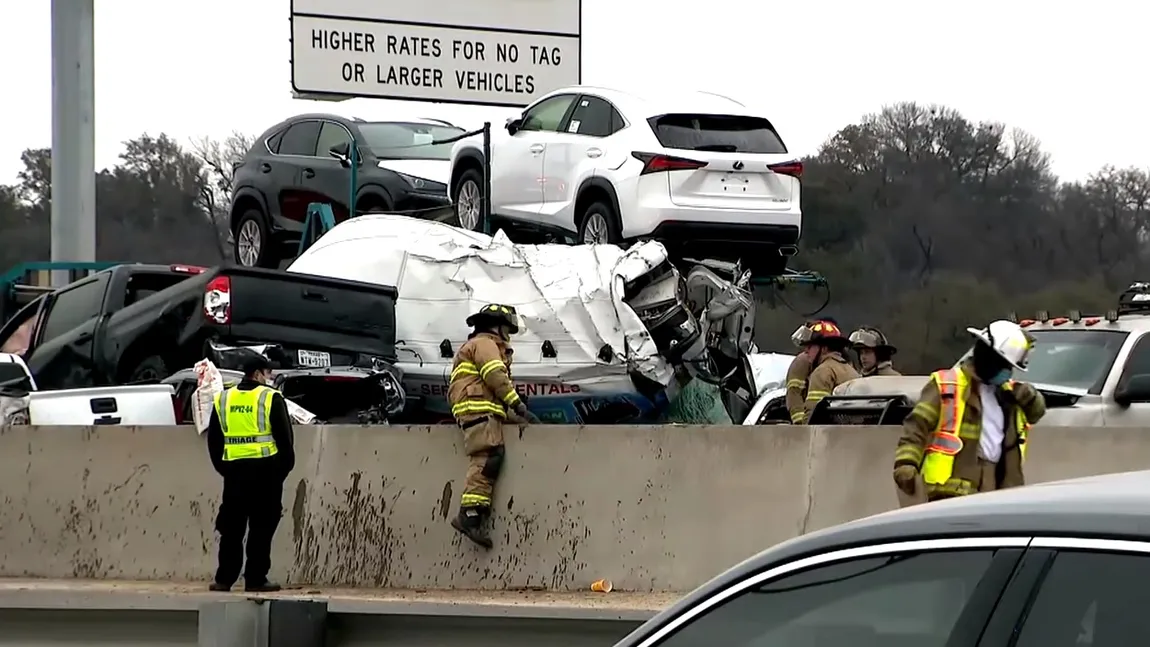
[988,368,1012,387]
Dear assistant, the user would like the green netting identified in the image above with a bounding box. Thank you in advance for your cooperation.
[663,377,732,424]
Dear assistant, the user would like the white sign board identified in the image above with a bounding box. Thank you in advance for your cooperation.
[290,0,582,108]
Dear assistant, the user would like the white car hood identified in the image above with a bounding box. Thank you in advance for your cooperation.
[287,214,675,387]
[376,159,451,185]
[747,352,794,395]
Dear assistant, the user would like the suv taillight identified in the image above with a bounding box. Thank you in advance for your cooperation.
[632,152,708,175]
[768,160,803,179]
[204,275,231,324]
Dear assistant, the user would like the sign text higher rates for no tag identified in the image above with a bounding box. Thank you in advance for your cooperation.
[290,0,582,107]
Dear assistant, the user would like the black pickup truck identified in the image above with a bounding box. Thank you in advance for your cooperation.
[0,263,398,390]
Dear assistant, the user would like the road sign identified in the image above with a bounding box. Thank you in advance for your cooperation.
[290,0,582,108]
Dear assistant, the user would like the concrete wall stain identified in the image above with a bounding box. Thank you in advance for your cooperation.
[291,478,308,543]
[438,481,452,520]
[291,471,413,587]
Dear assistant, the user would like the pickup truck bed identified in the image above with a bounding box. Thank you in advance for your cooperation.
[0,352,178,425]
[0,264,398,390]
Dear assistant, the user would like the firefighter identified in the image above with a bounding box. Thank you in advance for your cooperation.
[448,303,539,548]
[802,320,860,421]
[784,320,820,424]
[849,327,901,376]
[206,354,295,592]
[894,320,1046,502]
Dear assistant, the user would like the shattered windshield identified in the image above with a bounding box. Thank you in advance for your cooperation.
[1025,329,1128,395]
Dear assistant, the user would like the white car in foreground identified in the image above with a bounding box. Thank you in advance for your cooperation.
[449,86,802,275]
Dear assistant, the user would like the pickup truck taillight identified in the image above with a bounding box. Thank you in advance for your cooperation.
[204,276,232,324]
[170,264,206,274]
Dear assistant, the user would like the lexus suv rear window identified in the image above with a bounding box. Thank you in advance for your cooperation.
[358,123,464,161]
[648,114,788,154]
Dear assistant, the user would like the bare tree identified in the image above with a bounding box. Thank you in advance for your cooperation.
[189,132,254,251]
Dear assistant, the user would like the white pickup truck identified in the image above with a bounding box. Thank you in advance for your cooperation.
[744,289,1150,426]
[0,353,177,425]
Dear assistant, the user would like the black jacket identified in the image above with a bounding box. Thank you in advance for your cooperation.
[206,380,296,478]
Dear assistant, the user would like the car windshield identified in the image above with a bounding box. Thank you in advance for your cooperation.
[358,122,463,161]
[1024,329,1128,394]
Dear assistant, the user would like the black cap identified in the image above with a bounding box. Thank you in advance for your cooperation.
[241,354,273,377]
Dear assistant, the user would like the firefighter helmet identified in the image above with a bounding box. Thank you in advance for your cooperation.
[466,303,521,335]
[808,320,847,346]
[967,320,1033,370]
[849,327,897,354]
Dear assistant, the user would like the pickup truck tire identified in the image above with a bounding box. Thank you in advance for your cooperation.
[577,201,622,245]
[126,355,168,383]
[233,210,278,268]
[453,168,484,231]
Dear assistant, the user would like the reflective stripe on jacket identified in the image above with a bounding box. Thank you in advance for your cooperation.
[213,385,279,461]
[447,332,522,420]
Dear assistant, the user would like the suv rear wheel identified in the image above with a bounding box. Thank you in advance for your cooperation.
[453,168,484,231]
[577,201,622,245]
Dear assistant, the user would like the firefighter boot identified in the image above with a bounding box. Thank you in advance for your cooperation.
[451,506,493,549]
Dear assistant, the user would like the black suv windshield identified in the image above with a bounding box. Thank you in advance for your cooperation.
[1025,329,1128,394]
[358,122,463,160]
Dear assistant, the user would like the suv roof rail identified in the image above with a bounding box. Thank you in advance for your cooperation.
[695,90,745,106]
[420,117,456,127]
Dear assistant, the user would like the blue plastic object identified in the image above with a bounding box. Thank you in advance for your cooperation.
[297,203,337,256]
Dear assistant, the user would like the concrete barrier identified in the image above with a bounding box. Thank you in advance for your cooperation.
[1,424,1147,592]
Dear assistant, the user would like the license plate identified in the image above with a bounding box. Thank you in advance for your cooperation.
[714,172,750,191]
[297,350,331,367]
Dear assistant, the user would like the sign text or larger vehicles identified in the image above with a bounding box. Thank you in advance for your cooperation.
[290,0,582,107]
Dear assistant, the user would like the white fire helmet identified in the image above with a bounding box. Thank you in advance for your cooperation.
[966,320,1034,371]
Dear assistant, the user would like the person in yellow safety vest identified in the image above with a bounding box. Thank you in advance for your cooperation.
[849,327,901,376]
[803,320,860,421]
[206,354,295,592]
[785,319,824,424]
[447,303,540,548]
[894,320,1046,503]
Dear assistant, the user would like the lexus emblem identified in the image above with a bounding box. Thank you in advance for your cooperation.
[732,161,745,170]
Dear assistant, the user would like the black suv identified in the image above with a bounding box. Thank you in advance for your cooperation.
[229,114,463,268]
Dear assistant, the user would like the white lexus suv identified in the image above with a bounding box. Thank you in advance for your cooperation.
[448,85,802,274]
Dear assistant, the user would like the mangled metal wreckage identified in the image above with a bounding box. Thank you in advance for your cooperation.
[286,214,758,424]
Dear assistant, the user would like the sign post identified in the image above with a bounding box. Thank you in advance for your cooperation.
[290,0,582,107]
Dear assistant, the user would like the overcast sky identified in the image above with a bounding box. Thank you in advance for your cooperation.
[1,0,1143,185]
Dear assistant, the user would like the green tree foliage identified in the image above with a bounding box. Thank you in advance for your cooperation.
[0,132,249,269]
[754,102,1150,372]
